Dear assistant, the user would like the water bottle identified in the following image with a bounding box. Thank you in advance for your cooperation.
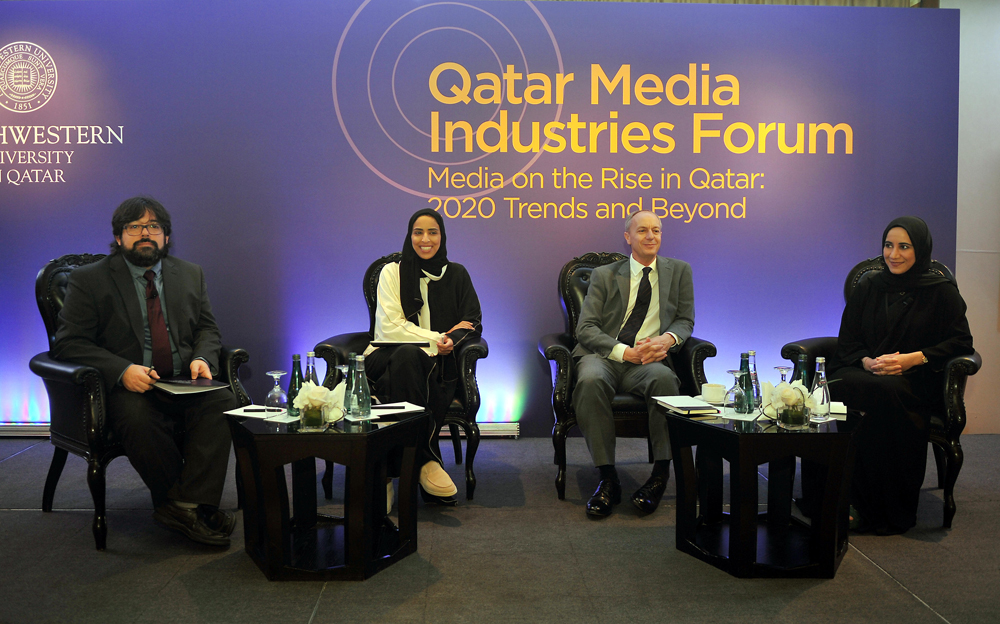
[305,351,319,385]
[342,352,356,415]
[748,350,762,408]
[346,354,371,418]
[737,352,754,414]
[795,353,810,388]
[287,354,304,418]
[810,356,832,421]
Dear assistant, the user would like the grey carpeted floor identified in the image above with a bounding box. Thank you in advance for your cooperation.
[1,434,998,624]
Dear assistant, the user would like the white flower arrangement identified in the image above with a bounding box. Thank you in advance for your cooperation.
[761,380,817,418]
[293,381,346,423]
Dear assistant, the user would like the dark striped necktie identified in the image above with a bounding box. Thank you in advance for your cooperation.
[144,270,173,376]
[618,267,652,348]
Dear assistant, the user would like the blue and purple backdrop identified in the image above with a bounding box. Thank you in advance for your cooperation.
[0,0,959,435]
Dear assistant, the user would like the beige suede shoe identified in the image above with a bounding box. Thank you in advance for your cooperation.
[419,461,458,497]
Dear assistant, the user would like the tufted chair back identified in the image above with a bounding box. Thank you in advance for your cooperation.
[557,252,627,341]
[35,253,106,350]
[843,257,956,303]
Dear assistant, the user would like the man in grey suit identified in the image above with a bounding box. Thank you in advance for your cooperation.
[53,196,239,546]
[573,210,694,517]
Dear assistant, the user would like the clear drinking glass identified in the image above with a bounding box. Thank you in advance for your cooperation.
[774,366,792,383]
[265,370,288,408]
[724,369,745,410]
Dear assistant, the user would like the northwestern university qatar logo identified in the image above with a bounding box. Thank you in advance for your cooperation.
[0,41,57,113]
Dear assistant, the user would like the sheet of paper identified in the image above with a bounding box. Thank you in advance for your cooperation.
[365,401,425,417]
[265,414,299,424]
[719,407,760,422]
[225,406,287,419]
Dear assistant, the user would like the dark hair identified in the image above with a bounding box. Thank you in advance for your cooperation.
[109,196,172,254]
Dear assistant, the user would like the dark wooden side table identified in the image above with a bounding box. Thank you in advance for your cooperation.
[229,411,429,581]
[666,410,856,578]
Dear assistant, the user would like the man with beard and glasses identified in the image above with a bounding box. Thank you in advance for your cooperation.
[53,196,239,547]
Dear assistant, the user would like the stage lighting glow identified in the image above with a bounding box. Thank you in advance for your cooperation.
[1,378,49,425]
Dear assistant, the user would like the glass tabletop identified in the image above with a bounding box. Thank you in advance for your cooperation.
[665,410,844,435]
[233,409,427,436]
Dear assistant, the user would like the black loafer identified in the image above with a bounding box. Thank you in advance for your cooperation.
[153,501,230,547]
[631,474,668,514]
[200,506,237,537]
[586,479,621,518]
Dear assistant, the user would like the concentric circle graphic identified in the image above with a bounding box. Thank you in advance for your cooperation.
[333,0,565,199]
[0,41,57,113]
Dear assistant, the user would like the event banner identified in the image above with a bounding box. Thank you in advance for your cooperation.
[0,1,958,433]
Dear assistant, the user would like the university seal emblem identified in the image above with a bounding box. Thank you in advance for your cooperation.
[0,41,58,113]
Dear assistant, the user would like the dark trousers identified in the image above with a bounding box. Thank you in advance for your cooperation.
[573,354,680,467]
[365,344,453,468]
[107,386,238,509]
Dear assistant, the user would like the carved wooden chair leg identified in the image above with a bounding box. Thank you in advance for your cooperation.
[430,425,444,465]
[943,443,963,529]
[553,426,568,500]
[87,459,108,551]
[463,422,480,500]
[42,447,68,512]
[932,444,947,489]
[449,423,463,464]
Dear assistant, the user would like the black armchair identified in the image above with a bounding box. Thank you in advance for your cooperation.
[538,252,717,499]
[28,253,251,550]
[781,257,981,528]
[315,252,489,500]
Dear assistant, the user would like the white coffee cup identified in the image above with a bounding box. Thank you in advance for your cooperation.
[701,383,726,404]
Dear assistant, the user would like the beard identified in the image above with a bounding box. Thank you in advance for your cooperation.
[122,239,169,267]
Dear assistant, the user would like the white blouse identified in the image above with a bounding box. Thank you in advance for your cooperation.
[364,262,446,357]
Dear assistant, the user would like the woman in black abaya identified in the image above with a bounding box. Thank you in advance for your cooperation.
[364,209,483,506]
[829,216,974,534]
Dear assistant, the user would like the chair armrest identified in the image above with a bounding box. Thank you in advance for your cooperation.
[945,351,981,379]
[539,333,574,419]
[219,346,252,407]
[675,336,717,396]
[30,351,101,386]
[781,337,839,385]
[29,352,107,451]
[781,337,839,362]
[539,333,573,382]
[315,332,372,388]
[454,336,489,419]
[941,350,981,437]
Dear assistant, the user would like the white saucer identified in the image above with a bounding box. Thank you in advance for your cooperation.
[694,394,725,406]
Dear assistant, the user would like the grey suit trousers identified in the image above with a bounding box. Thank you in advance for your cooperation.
[573,354,680,467]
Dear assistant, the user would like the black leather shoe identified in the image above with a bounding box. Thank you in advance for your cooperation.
[586,479,621,518]
[153,502,230,547]
[420,485,458,506]
[375,516,401,558]
[631,474,668,514]
[200,506,237,537]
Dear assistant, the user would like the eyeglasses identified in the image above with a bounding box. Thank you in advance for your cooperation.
[123,223,163,235]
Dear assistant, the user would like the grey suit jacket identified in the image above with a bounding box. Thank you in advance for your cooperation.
[572,256,695,359]
[52,253,224,385]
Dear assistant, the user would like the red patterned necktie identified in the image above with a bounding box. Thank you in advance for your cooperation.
[143,270,173,376]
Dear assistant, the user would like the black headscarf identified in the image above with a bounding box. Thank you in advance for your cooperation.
[399,209,448,322]
[872,216,950,292]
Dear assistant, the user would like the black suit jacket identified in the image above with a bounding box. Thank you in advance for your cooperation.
[52,253,223,386]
